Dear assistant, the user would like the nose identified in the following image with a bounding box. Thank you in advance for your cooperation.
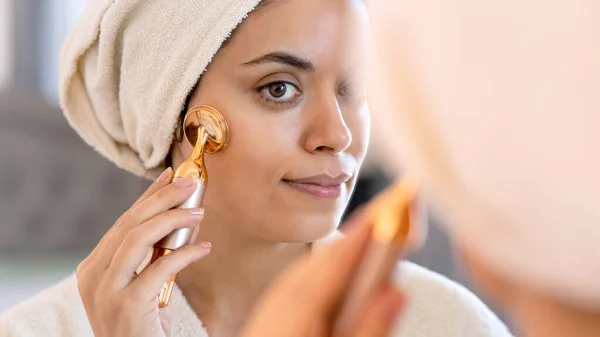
[302,92,352,155]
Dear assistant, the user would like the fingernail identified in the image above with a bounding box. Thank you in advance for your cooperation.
[156,167,173,182]
[197,242,211,249]
[187,208,205,215]
[174,177,194,187]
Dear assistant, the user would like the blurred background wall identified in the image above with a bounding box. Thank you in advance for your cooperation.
[0,0,505,324]
[0,0,144,311]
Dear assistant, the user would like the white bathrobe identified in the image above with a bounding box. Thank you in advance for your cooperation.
[0,235,511,337]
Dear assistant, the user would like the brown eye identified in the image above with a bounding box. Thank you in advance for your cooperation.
[258,81,301,105]
[268,82,287,98]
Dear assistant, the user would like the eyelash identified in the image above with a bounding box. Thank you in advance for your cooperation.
[256,81,302,107]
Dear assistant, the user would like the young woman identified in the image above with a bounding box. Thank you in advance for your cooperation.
[0,1,511,336]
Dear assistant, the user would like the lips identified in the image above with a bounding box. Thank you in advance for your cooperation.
[282,173,351,199]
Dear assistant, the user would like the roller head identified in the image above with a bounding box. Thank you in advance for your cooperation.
[183,105,229,153]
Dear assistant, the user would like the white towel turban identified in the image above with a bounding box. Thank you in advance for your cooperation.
[60,0,262,179]
[368,0,600,309]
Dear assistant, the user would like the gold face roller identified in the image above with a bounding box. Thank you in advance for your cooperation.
[151,105,229,308]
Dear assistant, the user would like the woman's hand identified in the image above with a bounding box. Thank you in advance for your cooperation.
[241,220,406,337]
[76,168,211,337]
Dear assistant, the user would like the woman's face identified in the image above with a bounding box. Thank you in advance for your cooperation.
[172,0,369,242]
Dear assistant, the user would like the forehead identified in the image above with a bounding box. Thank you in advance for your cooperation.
[224,0,368,68]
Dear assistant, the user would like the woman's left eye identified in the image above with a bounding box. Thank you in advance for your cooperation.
[338,82,365,97]
[258,81,301,104]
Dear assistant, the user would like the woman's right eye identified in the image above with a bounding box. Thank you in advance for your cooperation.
[257,81,302,106]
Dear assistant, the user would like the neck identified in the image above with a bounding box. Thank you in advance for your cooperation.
[177,218,312,337]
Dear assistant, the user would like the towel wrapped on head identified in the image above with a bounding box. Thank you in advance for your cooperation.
[59,0,262,180]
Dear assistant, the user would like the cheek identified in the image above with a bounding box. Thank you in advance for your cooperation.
[201,113,299,216]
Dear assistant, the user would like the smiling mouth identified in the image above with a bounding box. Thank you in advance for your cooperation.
[282,180,343,199]
[281,174,350,199]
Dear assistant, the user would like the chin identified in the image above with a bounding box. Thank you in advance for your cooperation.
[261,212,342,243]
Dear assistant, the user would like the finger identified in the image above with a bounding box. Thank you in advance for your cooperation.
[350,286,406,337]
[105,208,205,289]
[81,167,174,267]
[131,167,174,208]
[93,175,198,267]
[124,176,199,230]
[84,179,198,280]
[126,243,211,301]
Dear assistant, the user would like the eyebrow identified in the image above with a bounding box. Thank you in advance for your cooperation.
[242,52,315,72]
